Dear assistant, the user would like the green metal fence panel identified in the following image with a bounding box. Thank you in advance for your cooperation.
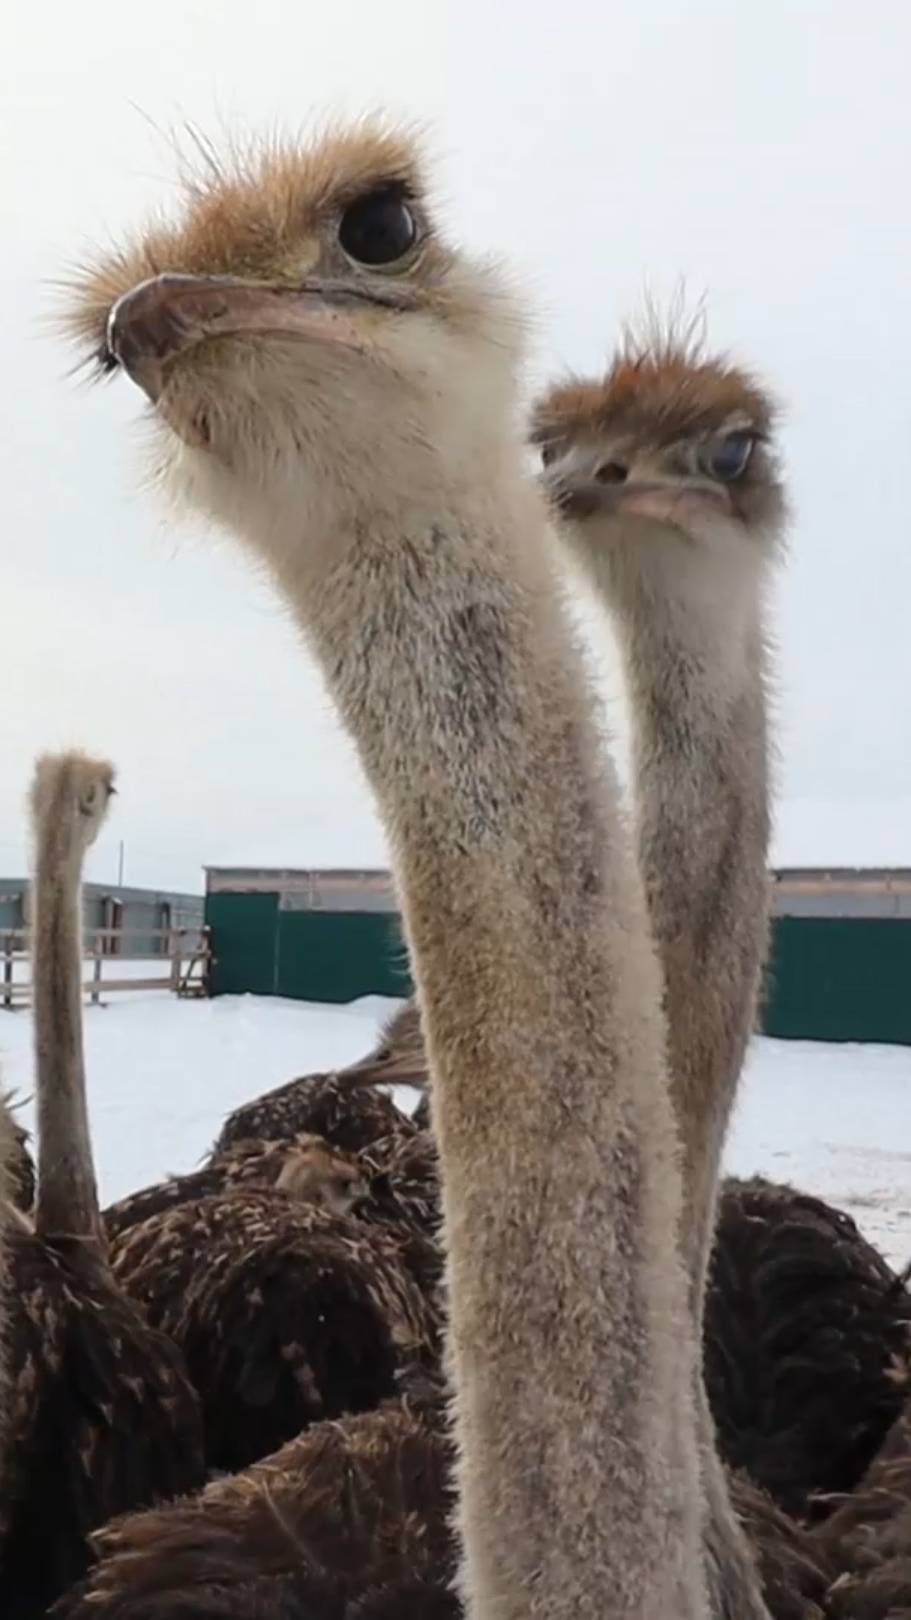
[762,917,911,1045]
[276,910,411,1003]
[206,891,910,1045]
[207,891,279,996]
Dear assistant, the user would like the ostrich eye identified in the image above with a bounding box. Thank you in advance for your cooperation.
[338,187,418,268]
[539,443,559,467]
[702,431,755,482]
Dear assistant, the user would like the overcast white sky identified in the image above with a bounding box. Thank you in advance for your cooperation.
[2,1,909,893]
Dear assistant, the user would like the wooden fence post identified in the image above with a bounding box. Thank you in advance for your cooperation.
[91,932,103,1006]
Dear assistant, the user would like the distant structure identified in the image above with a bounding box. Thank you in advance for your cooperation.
[205,865,911,1045]
[205,867,405,1003]
[0,881,203,956]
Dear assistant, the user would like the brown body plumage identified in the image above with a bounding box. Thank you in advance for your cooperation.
[52,1366,839,1620]
[706,1177,911,1519]
[814,1394,911,1616]
[101,1085,436,1475]
[103,1130,368,1241]
[0,1097,34,1215]
[357,1129,445,1303]
[0,754,204,1618]
[110,1185,438,1472]
[213,1071,417,1159]
[53,1380,455,1620]
[274,1006,911,1529]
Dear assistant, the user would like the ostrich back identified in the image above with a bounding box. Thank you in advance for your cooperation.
[1,1229,204,1618]
[104,1134,341,1243]
[50,1376,834,1620]
[705,1176,911,1518]
[213,1073,416,1158]
[111,1189,438,1471]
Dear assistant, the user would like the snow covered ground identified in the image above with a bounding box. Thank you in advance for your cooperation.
[1,985,910,1265]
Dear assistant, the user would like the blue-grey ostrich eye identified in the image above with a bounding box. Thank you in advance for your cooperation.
[338,187,418,267]
[701,431,755,482]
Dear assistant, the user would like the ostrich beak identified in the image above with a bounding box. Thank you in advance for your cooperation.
[343,1049,428,1087]
[105,272,408,404]
[542,446,731,528]
[617,484,732,525]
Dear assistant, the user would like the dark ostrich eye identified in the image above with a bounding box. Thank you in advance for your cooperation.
[338,187,418,267]
[701,430,755,482]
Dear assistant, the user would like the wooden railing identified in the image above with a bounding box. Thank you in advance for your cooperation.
[1,926,211,1010]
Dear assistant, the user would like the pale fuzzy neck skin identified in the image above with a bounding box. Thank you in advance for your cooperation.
[31,799,102,1246]
[564,512,773,1620]
[578,520,772,1273]
[176,426,709,1618]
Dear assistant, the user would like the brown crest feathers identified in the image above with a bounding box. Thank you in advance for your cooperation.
[531,327,777,452]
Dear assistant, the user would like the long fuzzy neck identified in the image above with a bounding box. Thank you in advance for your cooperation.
[252,461,708,1620]
[574,525,771,1279]
[31,806,102,1247]
[568,518,773,1620]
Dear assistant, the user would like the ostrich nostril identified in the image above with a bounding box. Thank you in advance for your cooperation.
[595,461,628,485]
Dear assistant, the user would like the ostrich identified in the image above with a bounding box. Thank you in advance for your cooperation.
[531,337,780,1617]
[706,1176,911,1520]
[531,348,911,1533]
[65,119,707,1617]
[0,1097,34,1214]
[103,1129,369,1240]
[108,1185,439,1472]
[344,999,428,1090]
[532,333,781,1289]
[0,752,204,1617]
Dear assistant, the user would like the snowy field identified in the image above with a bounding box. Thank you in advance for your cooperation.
[2,986,910,1266]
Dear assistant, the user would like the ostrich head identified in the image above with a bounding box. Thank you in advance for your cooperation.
[275,1134,368,1216]
[530,332,785,560]
[30,752,116,859]
[64,122,523,571]
[344,998,428,1088]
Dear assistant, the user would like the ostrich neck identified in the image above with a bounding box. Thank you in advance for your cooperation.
[32,824,102,1246]
[574,531,772,1620]
[580,533,770,1278]
[267,477,707,1619]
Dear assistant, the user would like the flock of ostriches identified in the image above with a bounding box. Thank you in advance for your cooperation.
[1,118,909,1620]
